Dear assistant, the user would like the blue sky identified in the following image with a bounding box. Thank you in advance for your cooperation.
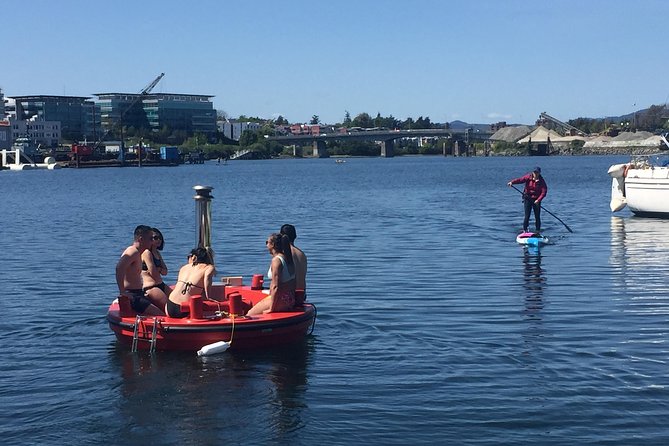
[4,0,668,125]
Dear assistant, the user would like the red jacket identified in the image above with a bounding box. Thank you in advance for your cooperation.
[511,174,547,202]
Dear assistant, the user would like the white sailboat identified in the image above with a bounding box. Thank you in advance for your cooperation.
[608,143,669,217]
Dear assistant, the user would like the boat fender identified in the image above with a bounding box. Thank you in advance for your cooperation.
[197,340,231,356]
[607,163,627,178]
[623,163,631,178]
[610,177,627,212]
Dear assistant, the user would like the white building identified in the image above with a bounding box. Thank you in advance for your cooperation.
[11,117,61,147]
[219,120,261,141]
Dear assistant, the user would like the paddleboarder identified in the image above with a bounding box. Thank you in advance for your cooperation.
[507,167,548,233]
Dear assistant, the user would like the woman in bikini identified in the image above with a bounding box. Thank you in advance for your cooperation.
[141,228,169,312]
[165,247,216,318]
[247,233,296,316]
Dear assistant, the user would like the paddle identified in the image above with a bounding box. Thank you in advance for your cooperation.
[510,184,573,233]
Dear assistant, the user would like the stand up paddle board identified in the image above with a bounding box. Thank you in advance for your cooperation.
[516,232,549,246]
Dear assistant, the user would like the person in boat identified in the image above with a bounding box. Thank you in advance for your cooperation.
[507,166,548,233]
[280,224,307,305]
[247,233,296,316]
[141,228,169,312]
[116,225,164,316]
[165,247,216,318]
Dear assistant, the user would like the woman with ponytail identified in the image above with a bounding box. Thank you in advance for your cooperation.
[247,233,296,315]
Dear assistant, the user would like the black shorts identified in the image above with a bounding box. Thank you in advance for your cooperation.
[127,289,152,313]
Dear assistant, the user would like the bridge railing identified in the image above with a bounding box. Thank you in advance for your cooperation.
[267,128,492,144]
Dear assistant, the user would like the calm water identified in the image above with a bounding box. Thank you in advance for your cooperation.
[2,155,669,445]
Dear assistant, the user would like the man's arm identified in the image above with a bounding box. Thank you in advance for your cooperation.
[116,253,130,294]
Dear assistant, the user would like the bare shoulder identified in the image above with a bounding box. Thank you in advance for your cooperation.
[292,246,307,260]
[177,263,190,277]
[122,245,140,259]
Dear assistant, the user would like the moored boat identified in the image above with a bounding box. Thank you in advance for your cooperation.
[107,185,316,353]
[608,153,669,217]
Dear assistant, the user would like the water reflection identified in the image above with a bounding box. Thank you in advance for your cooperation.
[108,339,313,443]
[609,216,669,298]
[522,246,546,320]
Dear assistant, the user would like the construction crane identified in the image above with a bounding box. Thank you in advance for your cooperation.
[538,112,587,136]
[93,73,165,158]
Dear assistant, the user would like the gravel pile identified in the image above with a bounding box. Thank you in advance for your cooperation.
[489,125,533,142]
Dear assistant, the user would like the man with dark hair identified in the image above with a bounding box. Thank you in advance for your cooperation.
[116,225,164,315]
[280,224,308,304]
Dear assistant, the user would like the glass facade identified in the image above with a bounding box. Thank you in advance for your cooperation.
[10,95,98,141]
[95,93,216,137]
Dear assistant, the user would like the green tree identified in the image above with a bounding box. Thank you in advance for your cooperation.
[237,115,265,123]
[260,123,276,137]
[381,115,400,129]
[352,112,373,128]
[239,129,259,147]
[310,115,320,125]
[415,116,432,129]
[639,104,667,131]
[374,113,384,128]
[275,115,289,126]
[401,117,415,130]
[343,111,352,127]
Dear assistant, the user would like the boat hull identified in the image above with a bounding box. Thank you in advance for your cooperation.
[610,164,669,217]
[107,286,316,351]
[625,171,669,217]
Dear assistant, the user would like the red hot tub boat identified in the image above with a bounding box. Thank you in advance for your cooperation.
[107,285,316,352]
[107,185,316,353]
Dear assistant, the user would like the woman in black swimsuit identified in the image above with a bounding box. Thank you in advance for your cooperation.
[141,228,169,312]
[165,247,216,318]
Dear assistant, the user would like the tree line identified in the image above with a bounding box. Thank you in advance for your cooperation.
[107,103,669,160]
[567,104,669,134]
[176,111,448,159]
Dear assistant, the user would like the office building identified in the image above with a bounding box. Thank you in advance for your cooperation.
[95,92,217,137]
[8,95,98,142]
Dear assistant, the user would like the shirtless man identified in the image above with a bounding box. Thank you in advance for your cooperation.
[116,225,164,315]
[165,247,216,318]
[280,224,308,303]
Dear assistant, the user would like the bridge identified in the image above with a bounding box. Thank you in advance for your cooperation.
[264,128,493,158]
